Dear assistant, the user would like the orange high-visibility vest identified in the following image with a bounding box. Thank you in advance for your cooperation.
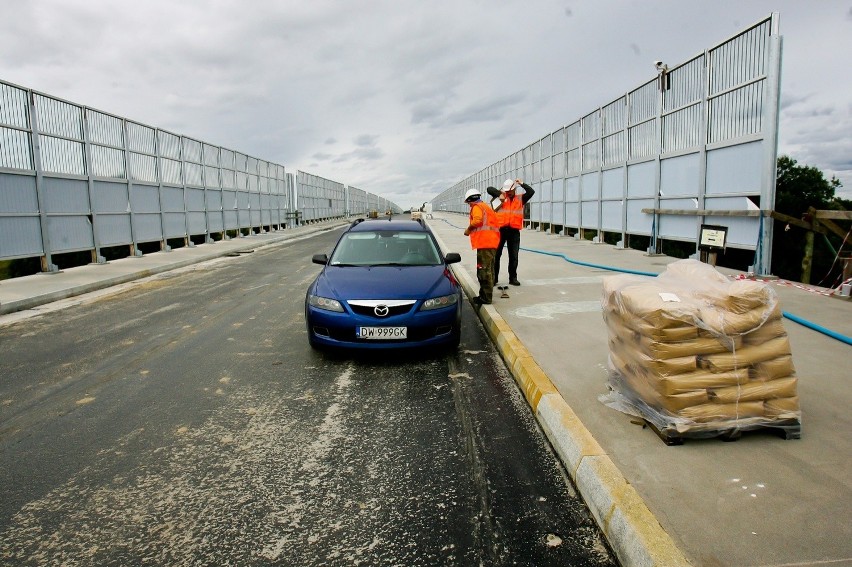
[497,196,524,229]
[469,201,500,249]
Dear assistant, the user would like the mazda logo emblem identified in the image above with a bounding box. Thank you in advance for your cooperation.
[374,304,389,317]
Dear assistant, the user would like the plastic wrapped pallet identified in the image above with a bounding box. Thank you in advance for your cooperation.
[599,259,801,440]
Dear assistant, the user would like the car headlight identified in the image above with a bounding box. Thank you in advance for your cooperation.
[420,293,458,311]
[308,294,344,312]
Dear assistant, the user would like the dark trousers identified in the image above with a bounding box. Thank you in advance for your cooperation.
[494,227,521,282]
[476,248,496,303]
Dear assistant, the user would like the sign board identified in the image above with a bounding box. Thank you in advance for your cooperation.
[698,224,728,251]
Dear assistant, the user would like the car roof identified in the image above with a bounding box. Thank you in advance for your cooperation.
[347,218,429,233]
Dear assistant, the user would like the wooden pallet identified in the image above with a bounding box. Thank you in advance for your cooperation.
[646,419,802,446]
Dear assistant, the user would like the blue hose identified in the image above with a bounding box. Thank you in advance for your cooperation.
[521,247,659,277]
[781,310,852,346]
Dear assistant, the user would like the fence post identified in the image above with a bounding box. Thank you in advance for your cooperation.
[28,92,57,272]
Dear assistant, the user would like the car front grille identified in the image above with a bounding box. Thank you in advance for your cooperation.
[348,302,415,318]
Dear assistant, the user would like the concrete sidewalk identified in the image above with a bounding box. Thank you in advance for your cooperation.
[2,214,850,566]
[428,212,851,567]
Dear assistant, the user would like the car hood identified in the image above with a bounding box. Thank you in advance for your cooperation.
[313,265,455,300]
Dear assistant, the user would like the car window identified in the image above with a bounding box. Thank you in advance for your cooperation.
[330,231,441,266]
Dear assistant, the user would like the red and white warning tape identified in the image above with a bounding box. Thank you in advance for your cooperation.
[733,274,852,297]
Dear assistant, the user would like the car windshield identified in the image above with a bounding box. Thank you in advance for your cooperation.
[329,231,442,266]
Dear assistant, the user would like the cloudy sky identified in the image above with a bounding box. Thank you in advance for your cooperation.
[2,0,850,206]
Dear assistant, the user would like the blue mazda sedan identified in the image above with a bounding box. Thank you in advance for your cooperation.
[305,217,463,350]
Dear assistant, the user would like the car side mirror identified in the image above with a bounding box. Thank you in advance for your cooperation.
[312,254,329,265]
[444,252,461,265]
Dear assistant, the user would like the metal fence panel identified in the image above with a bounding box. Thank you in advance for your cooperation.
[565,202,580,226]
[129,152,157,183]
[530,202,541,224]
[659,198,700,239]
[0,83,28,128]
[207,207,223,233]
[186,188,205,211]
[163,212,186,238]
[93,213,128,249]
[601,201,622,231]
[47,215,94,252]
[35,95,83,139]
[131,184,160,213]
[161,186,184,211]
[187,211,206,234]
[705,196,760,247]
[0,172,38,212]
[580,201,599,230]
[206,188,222,212]
[660,154,701,198]
[91,144,126,178]
[626,161,656,198]
[44,177,89,214]
[224,209,238,230]
[705,141,763,195]
[40,136,85,175]
[88,111,123,147]
[92,181,130,213]
[250,194,261,224]
[159,131,181,160]
[626,199,654,234]
[0,126,33,170]
[601,168,624,200]
[0,216,43,257]
[133,213,163,242]
[581,172,599,200]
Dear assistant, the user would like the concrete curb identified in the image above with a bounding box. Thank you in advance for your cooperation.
[441,236,690,567]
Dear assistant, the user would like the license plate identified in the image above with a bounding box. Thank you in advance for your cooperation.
[357,326,407,339]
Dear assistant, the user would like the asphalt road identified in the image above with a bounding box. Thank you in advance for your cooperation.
[0,229,616,566]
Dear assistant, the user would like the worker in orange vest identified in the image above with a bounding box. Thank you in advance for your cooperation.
[487,178,536,286]
[463,188,500,305]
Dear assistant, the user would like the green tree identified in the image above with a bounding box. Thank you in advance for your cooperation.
[774,156,840,215]
[772,156,845,284]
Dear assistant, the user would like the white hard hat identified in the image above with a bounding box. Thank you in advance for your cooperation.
[464,188,481,202]
[502,179,517,192]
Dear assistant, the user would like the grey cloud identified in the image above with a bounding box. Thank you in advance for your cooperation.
[445,93,527,126]
[780,93,813,111]
[332,146,385,163]
[784,105,835,119]
[354,134,379,147]
[410,103,445,125]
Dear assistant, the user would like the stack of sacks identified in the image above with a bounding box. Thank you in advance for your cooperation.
[601,259,800,435]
